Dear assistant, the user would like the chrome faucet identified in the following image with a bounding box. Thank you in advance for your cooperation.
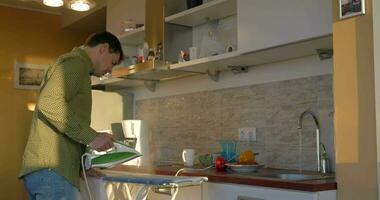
[297,110,325,173]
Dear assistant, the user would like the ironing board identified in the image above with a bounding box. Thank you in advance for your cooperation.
[101,170,208,200]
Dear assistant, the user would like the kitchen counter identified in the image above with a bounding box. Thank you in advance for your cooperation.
[109,165,337,192]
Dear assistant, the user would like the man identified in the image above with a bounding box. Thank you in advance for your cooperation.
[19,31,124,199]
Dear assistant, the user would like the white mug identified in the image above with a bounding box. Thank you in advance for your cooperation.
[189,47,198,60]
[182,149,195,167]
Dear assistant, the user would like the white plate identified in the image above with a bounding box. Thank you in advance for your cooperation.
[225,163,264,173]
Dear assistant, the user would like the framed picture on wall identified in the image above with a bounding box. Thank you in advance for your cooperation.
[339,0,365,19]
[14,62,48,90]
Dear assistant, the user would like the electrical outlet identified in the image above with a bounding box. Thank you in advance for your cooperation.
[250,128,257,142]
[238,128,250,141]
[238,127,257,141]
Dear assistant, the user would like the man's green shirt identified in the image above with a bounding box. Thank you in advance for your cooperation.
[19,47,98,189]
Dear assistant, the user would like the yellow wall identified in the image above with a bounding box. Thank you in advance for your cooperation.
[333,0,378,199]
[0,6,87,199]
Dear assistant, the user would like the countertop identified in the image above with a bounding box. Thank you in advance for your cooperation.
[109,165,337,192]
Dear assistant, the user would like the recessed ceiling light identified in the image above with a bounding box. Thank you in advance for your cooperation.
[69,0,96,12]
[43,0,64,7]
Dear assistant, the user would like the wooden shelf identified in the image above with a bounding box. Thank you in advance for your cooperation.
[118,26,145,46]
[91,76,143,88]
[165,0,236,27]
[170,35,333,73]
[110,61,201,82]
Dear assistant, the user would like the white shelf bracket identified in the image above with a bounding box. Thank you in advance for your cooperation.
[144,80,158,92]
[207,69,220,82]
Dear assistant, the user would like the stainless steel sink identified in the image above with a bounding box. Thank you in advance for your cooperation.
[255,173,334,181]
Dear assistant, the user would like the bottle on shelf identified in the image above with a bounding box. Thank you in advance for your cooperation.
[147,48,156,61]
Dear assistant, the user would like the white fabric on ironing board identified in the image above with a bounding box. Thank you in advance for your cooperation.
[77,170,207,200]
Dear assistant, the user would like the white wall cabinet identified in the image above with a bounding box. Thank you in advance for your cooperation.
[237,0,332,54]
[164,0,238,65]
[93,0,146,88]
[106,0,146,60]
[106,0,145,37]
[163,0,332,76]
[102,0,333,89]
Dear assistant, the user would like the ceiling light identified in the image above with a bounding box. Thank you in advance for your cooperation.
[43,0,64,7]
[69,0,96,12]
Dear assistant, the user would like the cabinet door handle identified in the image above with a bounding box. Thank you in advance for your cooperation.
[237,196,265,200]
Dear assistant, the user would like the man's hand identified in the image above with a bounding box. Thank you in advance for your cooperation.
[89,132,114,151]
[80,168,104,179]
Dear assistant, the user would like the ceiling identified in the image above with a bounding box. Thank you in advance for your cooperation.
[65,6,106,33]
[0,0,106,33]
[0,0,68,15]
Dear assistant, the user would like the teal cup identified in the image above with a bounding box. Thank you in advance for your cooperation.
[219,140,237,162]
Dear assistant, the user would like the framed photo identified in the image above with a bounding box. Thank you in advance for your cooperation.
[339,0,365,19]
[14,62,48,90]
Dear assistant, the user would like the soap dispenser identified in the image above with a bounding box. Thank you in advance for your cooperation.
[320,143,330,173]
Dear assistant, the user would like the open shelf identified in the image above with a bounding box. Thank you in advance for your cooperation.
[165,0,236,27]
[91,76,144,88]
[170,35,333,73]
[110,60,201,81]
[170,51,241,72]
[118,26,145,46]
[93,35,332,88]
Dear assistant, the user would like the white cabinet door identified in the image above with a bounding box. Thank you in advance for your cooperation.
[148,185,202,200]
[203,182,336,200]
[106,0,146,36]
[79,180,336,200]
[237,0,332,54]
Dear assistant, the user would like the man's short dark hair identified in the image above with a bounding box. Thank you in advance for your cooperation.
[84,31,124,63]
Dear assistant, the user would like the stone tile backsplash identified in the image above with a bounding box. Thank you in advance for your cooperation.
[135,75,334,171]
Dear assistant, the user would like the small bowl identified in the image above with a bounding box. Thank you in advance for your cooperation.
[225,163,264,173]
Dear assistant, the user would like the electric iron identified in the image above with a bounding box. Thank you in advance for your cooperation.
[83,141,142,170]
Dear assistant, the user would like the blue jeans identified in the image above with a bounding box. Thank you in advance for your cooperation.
[23,169,78,200]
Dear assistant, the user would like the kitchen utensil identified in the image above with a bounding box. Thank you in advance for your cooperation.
[225,163,264,173]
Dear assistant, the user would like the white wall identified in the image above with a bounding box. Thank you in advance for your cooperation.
[91,91,124,131]
[126,55,332,100]
[123,55,334,171]
[91,90,134,140]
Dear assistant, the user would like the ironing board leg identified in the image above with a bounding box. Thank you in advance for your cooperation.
[201,183,204,200]
[170,184,179,200]
[135,185,149,200]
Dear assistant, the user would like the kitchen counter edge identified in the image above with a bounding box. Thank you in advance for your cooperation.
[109,165,337,192]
